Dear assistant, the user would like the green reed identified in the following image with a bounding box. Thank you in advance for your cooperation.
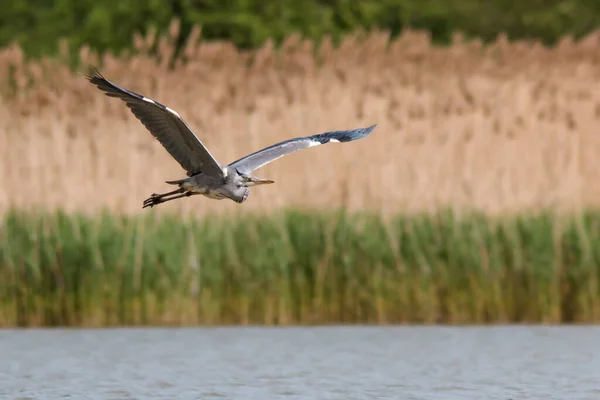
[0,208,599,327]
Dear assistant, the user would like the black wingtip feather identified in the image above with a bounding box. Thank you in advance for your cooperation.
[84,66,115,95]
[84,65,104,83]
[313,124,377,144]
[84,66,148,102]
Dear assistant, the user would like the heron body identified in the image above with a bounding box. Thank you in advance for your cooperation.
[86,68,377,209]
[165,166,250,203]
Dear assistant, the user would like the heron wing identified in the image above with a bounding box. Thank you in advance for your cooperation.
[86,68,223,177]
[229,124,377,174]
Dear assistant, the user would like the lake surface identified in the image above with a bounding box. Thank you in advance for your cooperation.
[1,326,599,399]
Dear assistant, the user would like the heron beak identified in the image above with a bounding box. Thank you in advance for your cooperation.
[244,176,275,186]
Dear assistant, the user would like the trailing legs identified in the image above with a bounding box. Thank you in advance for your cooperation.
[142,188,196,208]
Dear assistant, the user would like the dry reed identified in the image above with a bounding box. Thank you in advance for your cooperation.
[3,24,600,217]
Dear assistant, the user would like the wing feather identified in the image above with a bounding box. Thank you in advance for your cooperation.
[86,68,223,177]
[229,125,376,174]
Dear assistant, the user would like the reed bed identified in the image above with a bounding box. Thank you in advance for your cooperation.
[0,208,599,327]
[3,26,600,326]
[2,24,600,217]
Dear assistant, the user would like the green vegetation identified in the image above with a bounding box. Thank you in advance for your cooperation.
[1,208,599,327]
[1,0,600,59]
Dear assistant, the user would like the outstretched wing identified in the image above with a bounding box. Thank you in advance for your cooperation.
[229,124,377,174]
[86,68,223,177]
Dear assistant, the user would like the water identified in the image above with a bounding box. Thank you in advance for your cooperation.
[1,326,599,399]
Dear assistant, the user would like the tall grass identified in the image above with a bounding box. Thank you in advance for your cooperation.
[1,209,599,327]
[2,24,600,216]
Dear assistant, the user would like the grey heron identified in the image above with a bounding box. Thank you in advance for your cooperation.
[86,68,377,209]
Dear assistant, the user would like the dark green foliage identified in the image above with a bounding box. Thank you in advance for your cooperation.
[1,0,600,59]
[1,208,599,327]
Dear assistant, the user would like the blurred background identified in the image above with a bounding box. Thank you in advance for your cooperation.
[2,0,600,327]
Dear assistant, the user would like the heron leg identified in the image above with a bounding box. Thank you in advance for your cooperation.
[142,191,195,209]
[149,188,184,199]
[142,187,184,208]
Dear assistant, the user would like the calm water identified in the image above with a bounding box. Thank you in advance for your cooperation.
[1,326,599,400]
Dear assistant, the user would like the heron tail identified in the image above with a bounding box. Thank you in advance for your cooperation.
[165,178,187,185]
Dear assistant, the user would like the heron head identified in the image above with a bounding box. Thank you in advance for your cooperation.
[221,174,273,204]
[215,173,248,203]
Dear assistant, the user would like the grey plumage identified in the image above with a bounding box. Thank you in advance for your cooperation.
[86,68,377,208]
[86,68,223,177]
[229,125,376,175]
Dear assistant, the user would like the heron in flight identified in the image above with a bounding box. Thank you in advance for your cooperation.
[86,68,377,208]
